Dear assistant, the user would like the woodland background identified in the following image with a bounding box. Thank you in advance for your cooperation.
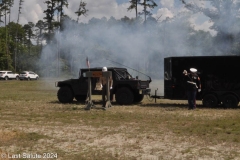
[0,0,239,78]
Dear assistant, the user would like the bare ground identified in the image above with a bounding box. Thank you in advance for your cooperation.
[0,80,240,160]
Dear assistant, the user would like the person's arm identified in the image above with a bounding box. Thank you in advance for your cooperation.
[198,77,201,92]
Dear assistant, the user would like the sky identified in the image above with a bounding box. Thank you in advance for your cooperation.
[7,0,215,35]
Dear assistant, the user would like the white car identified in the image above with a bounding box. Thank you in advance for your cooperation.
[0,71,19,80]
[19,71,39,80]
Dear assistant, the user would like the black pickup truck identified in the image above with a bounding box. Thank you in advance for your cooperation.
[56,67,151,105]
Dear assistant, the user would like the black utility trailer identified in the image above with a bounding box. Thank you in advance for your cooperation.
[155,56,240,108]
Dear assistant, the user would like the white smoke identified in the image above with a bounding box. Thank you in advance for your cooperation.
[38,0,240,96]
[39,11,213,80]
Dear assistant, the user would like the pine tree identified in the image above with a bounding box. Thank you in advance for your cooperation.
[43,0,57,34]
[14,0,23,71]
[138,0,157,22]
[56,0,68,30]
[23,22,35,54]
[127,0,140,18]
[75,0,88,23]
[7,0,14,23]
[35,20,45,47]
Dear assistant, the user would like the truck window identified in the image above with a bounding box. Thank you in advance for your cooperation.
[114,69,132,80]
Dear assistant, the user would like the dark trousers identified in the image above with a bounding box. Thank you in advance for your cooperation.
[102,85,107,106]
[187,91,197,109]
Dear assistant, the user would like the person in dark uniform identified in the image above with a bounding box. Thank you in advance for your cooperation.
[183,68,201,110]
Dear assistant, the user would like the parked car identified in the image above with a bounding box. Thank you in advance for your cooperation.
[19,71,39,80]
[0,71,19,80]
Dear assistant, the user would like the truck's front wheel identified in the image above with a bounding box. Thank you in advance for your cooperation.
[134,94,144,103]
[116,87,134,105]
[75,95,87,102]
[57,86,74,103]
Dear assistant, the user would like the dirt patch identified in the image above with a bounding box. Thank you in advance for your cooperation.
[0,80,240,159]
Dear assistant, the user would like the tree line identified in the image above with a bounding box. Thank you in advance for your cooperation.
[0,0,239,77]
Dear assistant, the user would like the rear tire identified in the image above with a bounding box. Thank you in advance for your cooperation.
[134,94,144,103]
[57,86,74,103]
[223,94,239,108]
[115,87,134,105]
[202,94,218,108]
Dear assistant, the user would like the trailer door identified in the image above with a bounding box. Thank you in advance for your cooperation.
[164,57,173,99]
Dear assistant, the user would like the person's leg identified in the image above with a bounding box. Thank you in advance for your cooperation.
[193,91,197,109]
[102,85,106,107]
[188,91,194,109]
[187,91,192,109]
[110,89,113,101]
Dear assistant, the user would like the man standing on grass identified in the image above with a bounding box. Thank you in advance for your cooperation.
[183,68,201,110]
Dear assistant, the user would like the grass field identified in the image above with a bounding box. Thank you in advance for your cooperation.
[0,79,240,160]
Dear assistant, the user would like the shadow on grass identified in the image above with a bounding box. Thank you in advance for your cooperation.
[49,100,118,105]
[48,100,117,111]
[49,100,240,110]
[140,103,240,110]
[49,100,83,105]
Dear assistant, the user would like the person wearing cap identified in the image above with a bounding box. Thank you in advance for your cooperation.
[99,67,113,107]
[183,68,201,110]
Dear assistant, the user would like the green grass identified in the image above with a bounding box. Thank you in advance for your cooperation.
[0,79,240,159]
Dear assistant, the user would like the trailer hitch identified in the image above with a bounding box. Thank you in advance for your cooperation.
[150,88,164,103]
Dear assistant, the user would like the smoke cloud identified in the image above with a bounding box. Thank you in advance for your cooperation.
[38,15,203,95]
[39,1,240,95]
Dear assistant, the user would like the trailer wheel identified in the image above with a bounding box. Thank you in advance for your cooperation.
[116,87,134,105]
[75,95,87,102]
[202,94,218,108]
[134,94,144,103]
[57,86,74,103]
[223,94,239,108]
